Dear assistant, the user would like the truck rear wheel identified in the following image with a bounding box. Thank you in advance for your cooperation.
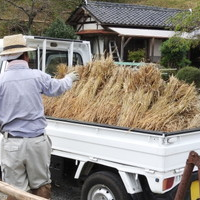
[81,171,133,200]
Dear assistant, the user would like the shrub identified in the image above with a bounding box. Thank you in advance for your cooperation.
[160,37,191,69]
[176,66,200,87]
[128,49,145,62]
[44,18,76,39]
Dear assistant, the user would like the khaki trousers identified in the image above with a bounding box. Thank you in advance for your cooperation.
[1,134,52,193]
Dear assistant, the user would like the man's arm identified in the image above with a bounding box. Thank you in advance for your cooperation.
[39,71,79,97]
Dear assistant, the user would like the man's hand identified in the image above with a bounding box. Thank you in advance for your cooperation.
[66,71,80,82]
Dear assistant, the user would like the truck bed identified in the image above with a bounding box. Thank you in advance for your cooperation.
[46,116,200,174]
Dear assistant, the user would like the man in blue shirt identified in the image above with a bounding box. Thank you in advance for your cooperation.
[0,34,79,200]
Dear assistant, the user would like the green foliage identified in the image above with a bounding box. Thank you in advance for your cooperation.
[176,66,200,87]
[172,3,200,33]
[170,4,200,49]
[128,49,145,62]
[44,19,76,39]
[50,0,82,18]
[0,0,197,36]
[0,22,11,37]
[160,37,191,69]
[0,0,82,35]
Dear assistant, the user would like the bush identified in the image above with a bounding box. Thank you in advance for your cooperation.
[44,18,76,39]
[176,66,200,87]
[160,37,191,69]
[128,49,145,62]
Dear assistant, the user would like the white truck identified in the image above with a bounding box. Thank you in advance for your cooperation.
[0,35,199,200]
[47,117,199,200]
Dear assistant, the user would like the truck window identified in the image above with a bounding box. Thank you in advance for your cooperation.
[73,53,83,66]
[45,50,83,76]
[45,51,67,76]
[28,51,37,69]
[27,50,83,76]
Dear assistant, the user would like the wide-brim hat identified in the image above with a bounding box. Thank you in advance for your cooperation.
[0,34,36,56]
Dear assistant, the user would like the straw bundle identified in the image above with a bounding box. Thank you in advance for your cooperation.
[43,57,200,132]
[136,77,199,131]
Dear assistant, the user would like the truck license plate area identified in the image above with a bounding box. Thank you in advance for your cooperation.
[191,180,199,200]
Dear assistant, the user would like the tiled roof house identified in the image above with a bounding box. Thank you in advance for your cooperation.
[67,1,185,62]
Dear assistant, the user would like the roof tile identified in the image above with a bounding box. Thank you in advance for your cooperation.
[83,1,184,28]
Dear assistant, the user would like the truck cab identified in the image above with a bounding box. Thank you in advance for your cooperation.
[0,35,92,75]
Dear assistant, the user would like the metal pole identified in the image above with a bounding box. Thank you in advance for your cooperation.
[42,39,46,72]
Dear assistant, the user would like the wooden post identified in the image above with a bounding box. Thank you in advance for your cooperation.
[174,151,200,200]
[120,36,124,61]
[0,181,47,200]
[150,37,155,62]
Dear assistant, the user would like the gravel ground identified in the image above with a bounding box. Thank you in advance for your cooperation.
[51,178,81,200]
[0,192,7,200]
[0,178,82,200]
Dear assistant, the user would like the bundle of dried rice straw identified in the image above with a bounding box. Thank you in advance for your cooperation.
[43,57,200,132]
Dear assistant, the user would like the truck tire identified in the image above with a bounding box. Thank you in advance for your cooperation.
[81,171,133,200]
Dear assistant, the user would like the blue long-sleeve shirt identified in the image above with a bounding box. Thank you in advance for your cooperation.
[0,60,73,137]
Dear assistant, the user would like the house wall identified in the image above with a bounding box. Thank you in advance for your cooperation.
[77,16,104,31]
[79,35,105,58]
[149,38,163,63]
[75,16,166,63]
[79,33,165,63]
[93,36,104,58]
[83,23,104,30]
[76,16,106,57]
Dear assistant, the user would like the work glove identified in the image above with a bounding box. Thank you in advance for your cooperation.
[66,71,80,82]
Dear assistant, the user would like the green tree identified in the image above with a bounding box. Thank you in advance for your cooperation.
[0,0,82,35]
[0,0,51,34]
[44,18,76,39]
[172,4,200,32]
[160,36,191,69]
[170,3,200,47]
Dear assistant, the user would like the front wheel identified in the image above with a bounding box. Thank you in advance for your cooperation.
[81,171,133,200]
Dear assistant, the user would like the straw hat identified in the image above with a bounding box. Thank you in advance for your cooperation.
[0,34,36,56]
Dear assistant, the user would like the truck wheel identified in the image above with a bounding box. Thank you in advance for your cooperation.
[81,171,133,200]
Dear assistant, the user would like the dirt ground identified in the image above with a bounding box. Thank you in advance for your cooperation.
[0,179,81,200]
[0,192,7,200]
